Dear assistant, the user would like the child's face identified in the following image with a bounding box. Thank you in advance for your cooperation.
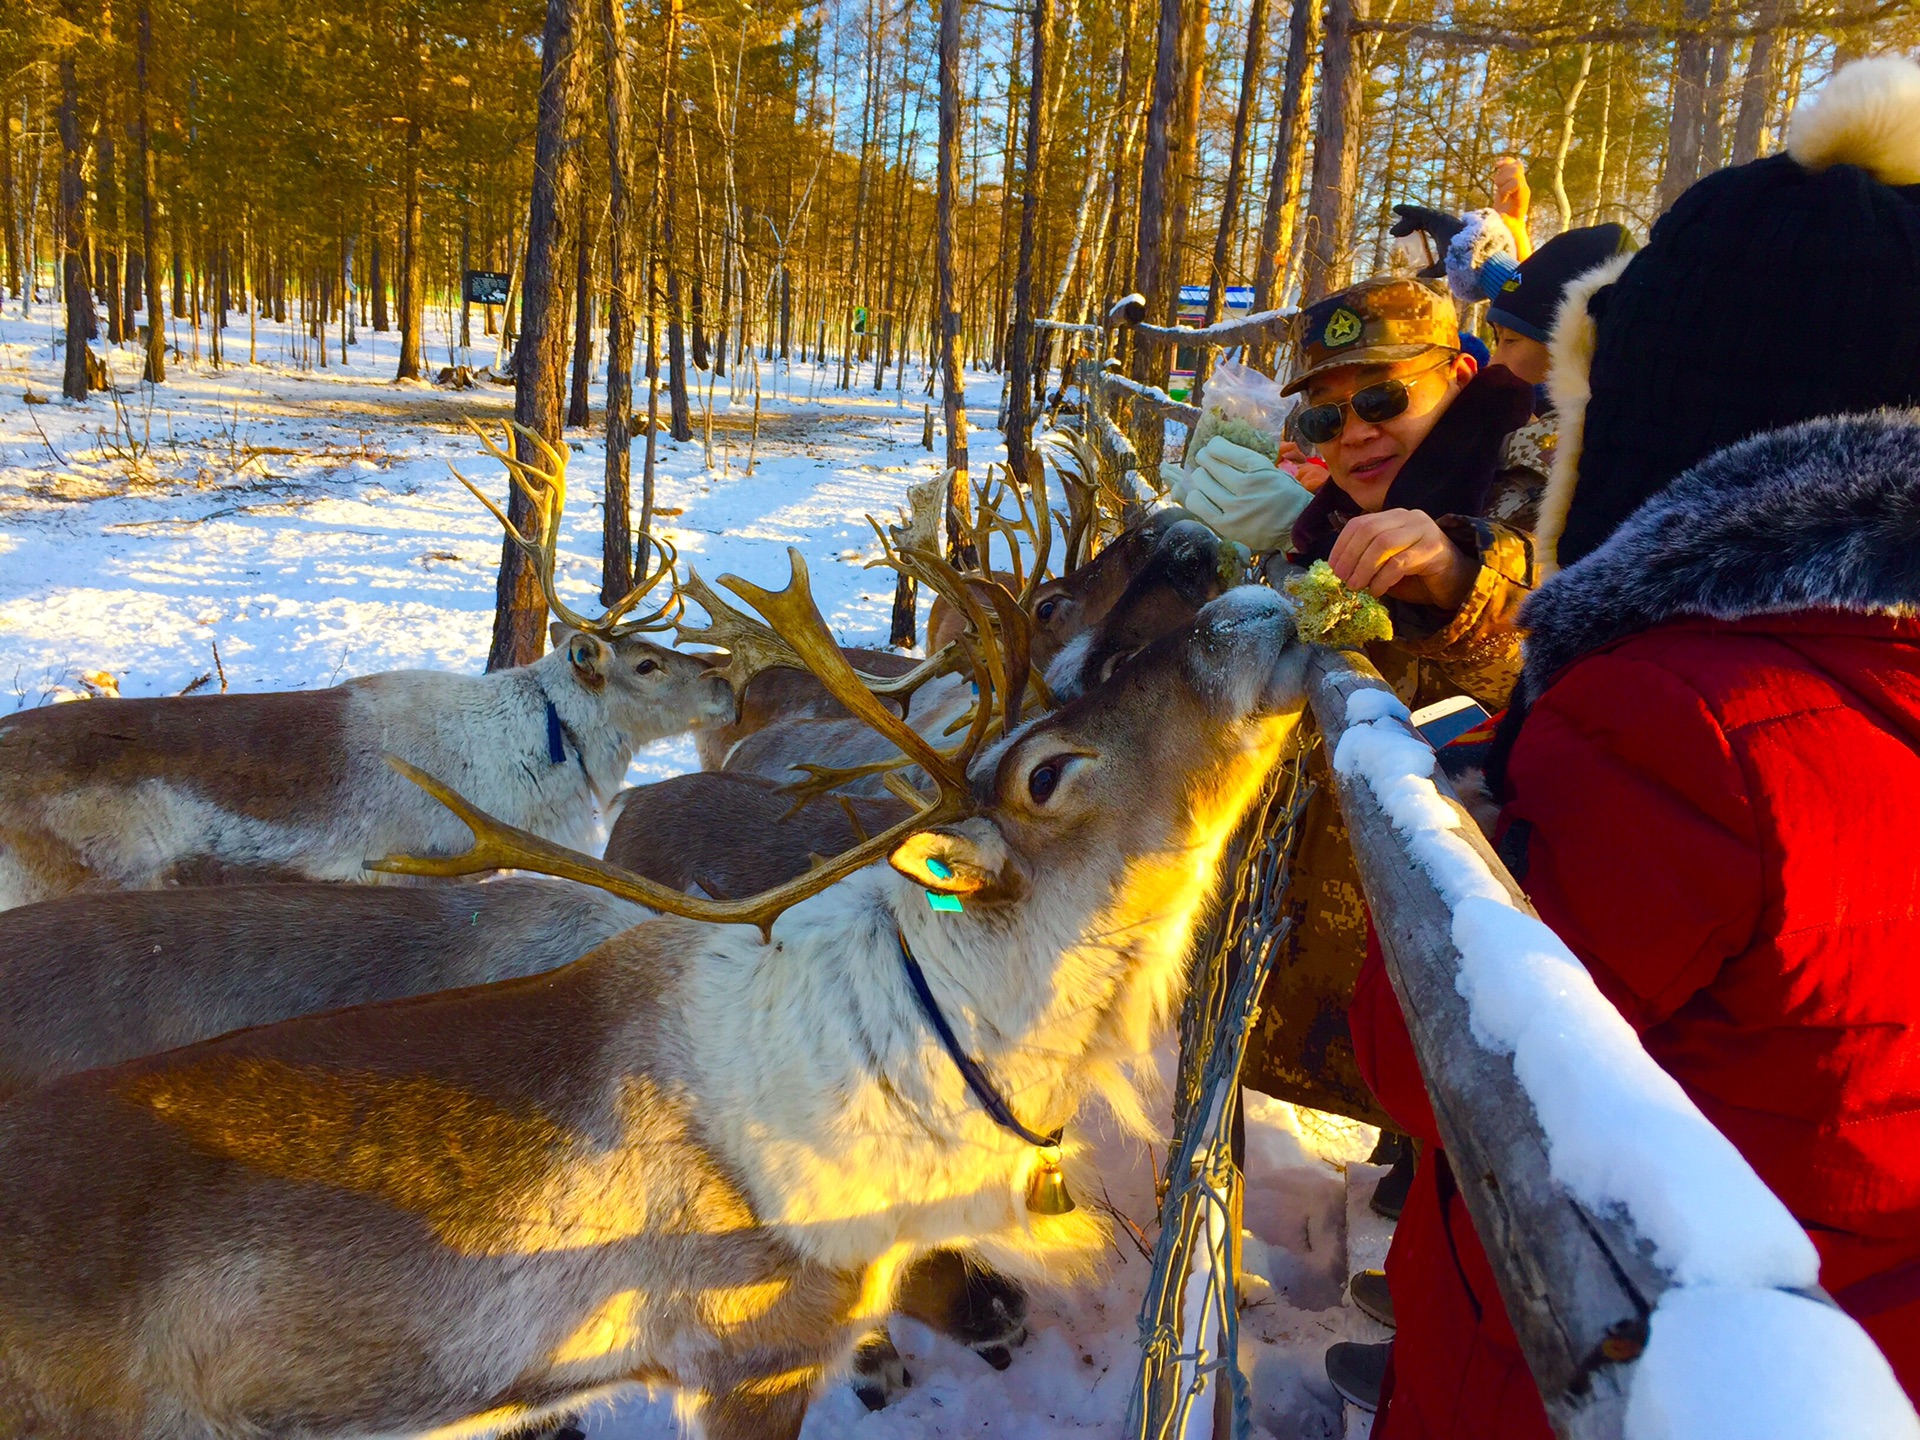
[1489,325,1552,386]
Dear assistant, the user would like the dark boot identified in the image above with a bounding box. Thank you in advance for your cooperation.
[1324,1340,1391,1412]
[1370,1144,1415,1221]
[1348,1268,1395,1328]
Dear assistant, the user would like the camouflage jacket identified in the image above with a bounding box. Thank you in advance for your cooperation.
[1243,424,1550,1122]
[1370,432,1549,712]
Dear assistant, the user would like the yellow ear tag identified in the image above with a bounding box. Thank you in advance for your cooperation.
[924,858,964,913]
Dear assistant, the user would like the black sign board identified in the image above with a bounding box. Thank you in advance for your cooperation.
[464,270,512,306]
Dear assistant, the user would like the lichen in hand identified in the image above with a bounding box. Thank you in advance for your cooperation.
[1284,560,1394,649]
[1187,408,1280,464]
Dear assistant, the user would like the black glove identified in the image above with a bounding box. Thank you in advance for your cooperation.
[1389,203,1465,245]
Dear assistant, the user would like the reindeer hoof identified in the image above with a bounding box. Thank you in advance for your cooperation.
[852,1328,912,1410]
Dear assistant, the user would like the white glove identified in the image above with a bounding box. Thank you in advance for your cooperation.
[1176,436,1315,552]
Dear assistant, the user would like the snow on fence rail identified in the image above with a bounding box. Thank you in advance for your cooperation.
[1311,649,1917,1440]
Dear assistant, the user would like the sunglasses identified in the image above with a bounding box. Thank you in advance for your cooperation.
[1293,357,1454,446]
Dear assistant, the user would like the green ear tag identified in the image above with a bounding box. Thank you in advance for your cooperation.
[925,857,963,912]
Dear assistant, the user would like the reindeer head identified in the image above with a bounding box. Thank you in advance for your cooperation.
[892,586,1307,918]
[453,419,736,744]
[1041,515,1235,703]
[550,623,736,742]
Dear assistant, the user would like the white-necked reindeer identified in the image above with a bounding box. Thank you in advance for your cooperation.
[0,557,1310,1439]
[0,424,733,909]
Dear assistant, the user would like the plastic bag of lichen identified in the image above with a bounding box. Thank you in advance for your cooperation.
[1185,359,1296,466]
[1284,559,1394,649]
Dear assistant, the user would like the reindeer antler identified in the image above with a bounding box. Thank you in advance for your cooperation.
[452,418,681,639]
[372,550,988,933]
[674,568,806,699]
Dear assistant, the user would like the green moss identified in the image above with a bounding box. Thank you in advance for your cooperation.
[1284,560,1394,649]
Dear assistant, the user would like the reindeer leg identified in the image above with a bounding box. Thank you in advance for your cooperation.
[498,1414,586,1440]
[848,1324,911,1411]
[697,1380,811,1440]
[891,1249,1030,1372]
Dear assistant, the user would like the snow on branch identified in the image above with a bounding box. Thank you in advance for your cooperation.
[1125,307,1299,349]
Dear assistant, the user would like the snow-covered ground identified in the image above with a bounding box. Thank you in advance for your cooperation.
[0,302,1384,1438]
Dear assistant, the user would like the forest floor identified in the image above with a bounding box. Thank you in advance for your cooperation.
[0,305,1382,1439]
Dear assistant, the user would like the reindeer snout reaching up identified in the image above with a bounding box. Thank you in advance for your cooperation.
[1185,586,1308,720]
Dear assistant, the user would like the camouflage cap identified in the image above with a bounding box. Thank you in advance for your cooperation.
[1284,277,1460,394]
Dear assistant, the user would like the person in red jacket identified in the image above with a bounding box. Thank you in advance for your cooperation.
[1344,54,1920,1437]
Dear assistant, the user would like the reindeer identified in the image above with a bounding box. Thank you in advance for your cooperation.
[0,874,1020,1412]
[0,424,734,910]
[606,771,911,900]
[696,455,1194,776]
[719,491,1233,796]
[0,879,649,1104]
[0,548,1311,1440]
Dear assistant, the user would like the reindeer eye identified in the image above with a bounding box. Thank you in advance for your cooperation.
[1035,598,1060,622]
[1028,761,1062,804]
[636,658,659,676]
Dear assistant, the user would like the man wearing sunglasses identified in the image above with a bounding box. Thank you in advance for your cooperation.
[1279,276,1540,710]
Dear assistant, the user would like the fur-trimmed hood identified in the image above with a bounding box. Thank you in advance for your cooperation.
[1516,409,1920,703]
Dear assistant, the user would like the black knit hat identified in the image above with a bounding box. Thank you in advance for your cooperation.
[1540,57,1920,570]
[1485,224,1634,343]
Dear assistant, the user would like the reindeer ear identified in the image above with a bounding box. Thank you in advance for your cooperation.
[566,632,610,687]
[890,820,1015,899]
[549,620,570,649]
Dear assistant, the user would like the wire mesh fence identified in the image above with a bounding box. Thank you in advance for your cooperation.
[1129,739,1316,1440]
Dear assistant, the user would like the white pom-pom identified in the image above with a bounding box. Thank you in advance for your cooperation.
[1445,209,1518,303]
[1787,55,1920,186]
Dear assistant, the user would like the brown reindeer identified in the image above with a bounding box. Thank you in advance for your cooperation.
[724,507,1233,796]
[0,425,734,910]
[606,771,911,900]
[0,561,1308,1439]
[0,879,649,1103]
[0,871,1022,1411]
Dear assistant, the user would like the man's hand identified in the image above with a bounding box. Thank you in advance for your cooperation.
[1174,436,1316,552]
[1330,509,1479,609]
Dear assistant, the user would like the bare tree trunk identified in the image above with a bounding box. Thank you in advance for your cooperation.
[1129,0,1190,461]
[662,85,693,442]
[1004,0,1049,483]
[640,0,684,541]
[600,0,635,600]
[489,0,588,671]
[1660,0,1713,211]
[936,0,973,567]
[1196,0,1269,400]
[1730,2,1782,166]
[370,227,388,331]
[57,32,90,400]
[0,94,17,301]
[99,109,123,347]
[566,189,593,427]
[1586,48,1614,223]
[1702,35,1732,174]
[136,0,165,383]
[1550,44,1595,233]
[1301,0,1365,302]
[397,19,426,383]
[459,195,472,351]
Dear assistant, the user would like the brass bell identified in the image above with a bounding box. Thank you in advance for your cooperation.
[1025,1145,1076,1215]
